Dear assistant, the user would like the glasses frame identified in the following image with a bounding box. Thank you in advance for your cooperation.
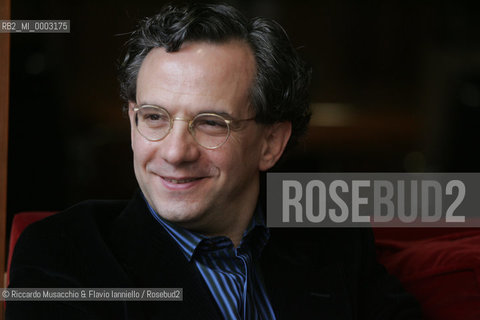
[133,104,256,149]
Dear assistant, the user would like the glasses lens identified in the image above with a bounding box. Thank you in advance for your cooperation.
[192,114,229,148]
[136,106,170,141]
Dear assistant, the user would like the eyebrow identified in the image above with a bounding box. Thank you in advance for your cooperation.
[138,103,235,119]
[200,110,234,119]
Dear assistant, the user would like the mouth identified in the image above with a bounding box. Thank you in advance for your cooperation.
[159,175,206,191]
[162,177,203,184]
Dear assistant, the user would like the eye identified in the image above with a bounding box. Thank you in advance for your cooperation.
[144,113,164,121]
[200,119,226,127]
[194,115,229,136]
[138,108,170,127]
[195,117,228,128]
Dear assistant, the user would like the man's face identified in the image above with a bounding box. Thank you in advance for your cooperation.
[129,41,273,238]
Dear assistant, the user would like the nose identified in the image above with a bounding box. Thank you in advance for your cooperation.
[158,119,201,165]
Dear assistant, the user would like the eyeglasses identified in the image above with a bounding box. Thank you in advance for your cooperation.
[133,105,256,149]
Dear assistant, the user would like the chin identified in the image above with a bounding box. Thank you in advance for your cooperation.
[152,199,206,223]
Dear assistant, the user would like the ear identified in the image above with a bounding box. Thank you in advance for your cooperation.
[258,121,292,171]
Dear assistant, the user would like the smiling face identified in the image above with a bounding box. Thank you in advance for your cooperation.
[129,41,286,243]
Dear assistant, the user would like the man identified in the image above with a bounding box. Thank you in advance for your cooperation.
[7,3,422,319]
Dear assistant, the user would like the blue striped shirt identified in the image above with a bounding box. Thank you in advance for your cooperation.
[145,198,276,320]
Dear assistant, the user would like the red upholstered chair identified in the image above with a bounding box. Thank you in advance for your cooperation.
[373,227,480,320]
[6,211,57,286]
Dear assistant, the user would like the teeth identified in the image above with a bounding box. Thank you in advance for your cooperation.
[164,178,199,184]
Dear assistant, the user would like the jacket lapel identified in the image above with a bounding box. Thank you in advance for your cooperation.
[107,191,223,319]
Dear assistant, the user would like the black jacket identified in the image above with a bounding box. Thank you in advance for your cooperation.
[7,191,422,319]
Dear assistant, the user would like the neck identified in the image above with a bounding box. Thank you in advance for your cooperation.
[197,182,260,248]
[202,198,257,248]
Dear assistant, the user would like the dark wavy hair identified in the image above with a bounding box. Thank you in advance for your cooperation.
[118,3,311,150]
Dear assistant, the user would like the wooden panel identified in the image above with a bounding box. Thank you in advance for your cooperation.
[0,0,11,309]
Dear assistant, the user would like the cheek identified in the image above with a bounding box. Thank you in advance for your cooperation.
[132,136,155,168]
[234,131,264,163]
[215,140,261,173]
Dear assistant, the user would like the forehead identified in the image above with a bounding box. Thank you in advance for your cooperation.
[136,41,256,113]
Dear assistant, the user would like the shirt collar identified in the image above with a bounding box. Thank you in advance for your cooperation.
[143,194,269,261]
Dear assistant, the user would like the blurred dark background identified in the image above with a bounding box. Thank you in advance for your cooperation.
[7,0,480,226]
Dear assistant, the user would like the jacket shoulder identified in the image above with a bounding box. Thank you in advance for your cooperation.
[36,199,128,229]
[9,199,131,288]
